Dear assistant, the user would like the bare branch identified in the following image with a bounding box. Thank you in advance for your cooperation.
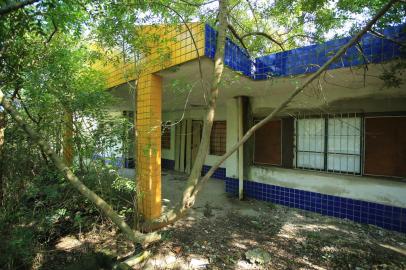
[369,28,406,47]
[0,87,161,247]
[45,19,58,44]
[0,0,41,17]
[227,23,249,52]
[157,2,208,103]
[175,0,217,7]
[245,0,259,31]
[188,0,400,206]
[241,31,285,51]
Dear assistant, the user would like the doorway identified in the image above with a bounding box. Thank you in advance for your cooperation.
[174,119,202,173]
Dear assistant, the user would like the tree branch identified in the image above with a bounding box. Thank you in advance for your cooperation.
[228,23,249,52]
[175,0,217,7]
[141,0,230,232]
[369,28,406,47]
[157,2,208,102]
[187,0,400,209]
[0,87,160,247]
[45,19,58,44]
[241,31,285,51]
[0,0,41,17]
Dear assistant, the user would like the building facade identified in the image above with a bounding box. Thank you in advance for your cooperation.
[98,23,406,232]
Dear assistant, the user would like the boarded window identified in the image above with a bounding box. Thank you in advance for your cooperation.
[161,123,171,149]
[210,121,226,156]
[254,120,282,166]
[364,116,406,178]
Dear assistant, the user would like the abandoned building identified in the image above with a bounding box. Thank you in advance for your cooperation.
[94,23,406,233]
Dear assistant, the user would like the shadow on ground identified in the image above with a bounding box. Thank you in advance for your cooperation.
[35,170,406,270]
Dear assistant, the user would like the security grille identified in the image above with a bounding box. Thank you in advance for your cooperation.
[295,113,361,174]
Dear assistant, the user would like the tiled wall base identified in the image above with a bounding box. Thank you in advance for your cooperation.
[201,165,227,179]
[161,160,227,180]
[225,177,406,233]
[162,159,175,170]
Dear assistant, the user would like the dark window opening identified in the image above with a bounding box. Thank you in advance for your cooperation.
[162,122,171,150]
[210,121,227,156]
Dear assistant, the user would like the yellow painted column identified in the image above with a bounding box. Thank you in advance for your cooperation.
[63,110,74,167]
[136,73,162,220]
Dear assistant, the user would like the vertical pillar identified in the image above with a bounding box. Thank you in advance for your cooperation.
[136,73,162,220]
[237,97,244,200]
[63,110,74,167]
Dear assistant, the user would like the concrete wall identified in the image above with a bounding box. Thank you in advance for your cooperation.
[162,106,228,167]
[248,166,406,208]
[164,93,406,208]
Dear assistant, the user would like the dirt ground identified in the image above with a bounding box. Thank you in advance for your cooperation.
[42,171,406,270]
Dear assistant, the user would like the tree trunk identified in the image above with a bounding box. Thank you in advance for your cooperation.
[141,0,229,231]
[180,0,229,209]
[0,111,5,205]
[187,0,400,201]
[0,90,160,247]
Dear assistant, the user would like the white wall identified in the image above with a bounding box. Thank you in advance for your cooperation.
[248,166,406,208]
[158,65,406,207]
[161,106,228,166]
[225,98,239,178]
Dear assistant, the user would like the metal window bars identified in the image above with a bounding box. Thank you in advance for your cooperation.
[295,112,362,175]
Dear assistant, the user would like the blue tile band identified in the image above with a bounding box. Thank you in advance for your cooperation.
[225,177,406,233]
[160,160,406,233]
[205,24,406,80]
[201,165,227,180]
[162,158,175,170]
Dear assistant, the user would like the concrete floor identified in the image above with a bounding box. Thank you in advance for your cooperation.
[119,168,264,218]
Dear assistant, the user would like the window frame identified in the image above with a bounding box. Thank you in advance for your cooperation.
[209,120,227,156]
[161,122,171,150]
[295,117,326,171]
[294,114,363,175]
[253,119,283,166]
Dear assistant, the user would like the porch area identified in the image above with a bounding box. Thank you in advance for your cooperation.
[51,169,406,269]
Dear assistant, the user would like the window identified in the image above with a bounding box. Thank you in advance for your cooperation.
[364,116,406,178]
[327,117,361,173]
[210,121,226,156]
[161,122,171,149]
[295,116,361,174]
[252,113,405,178]
[254,120,282,165]
[296,118,325,170]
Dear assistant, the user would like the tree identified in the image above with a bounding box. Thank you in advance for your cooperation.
[0,1,404,267]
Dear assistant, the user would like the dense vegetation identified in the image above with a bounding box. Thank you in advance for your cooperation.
[0,0,404,269]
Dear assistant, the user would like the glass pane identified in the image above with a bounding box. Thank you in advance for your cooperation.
[297,152,324,169]
[327,153,360,173]
[328,117,361,154]
[297,119,325,152]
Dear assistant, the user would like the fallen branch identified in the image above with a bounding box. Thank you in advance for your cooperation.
[142,0,400,232]
[140,0,230,232]
[114,251,151,269]
[369,28,406,47]
[188,0,400,203]
[0,88,160,247]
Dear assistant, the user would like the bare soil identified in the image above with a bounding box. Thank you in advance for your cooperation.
[40,175,406,270]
